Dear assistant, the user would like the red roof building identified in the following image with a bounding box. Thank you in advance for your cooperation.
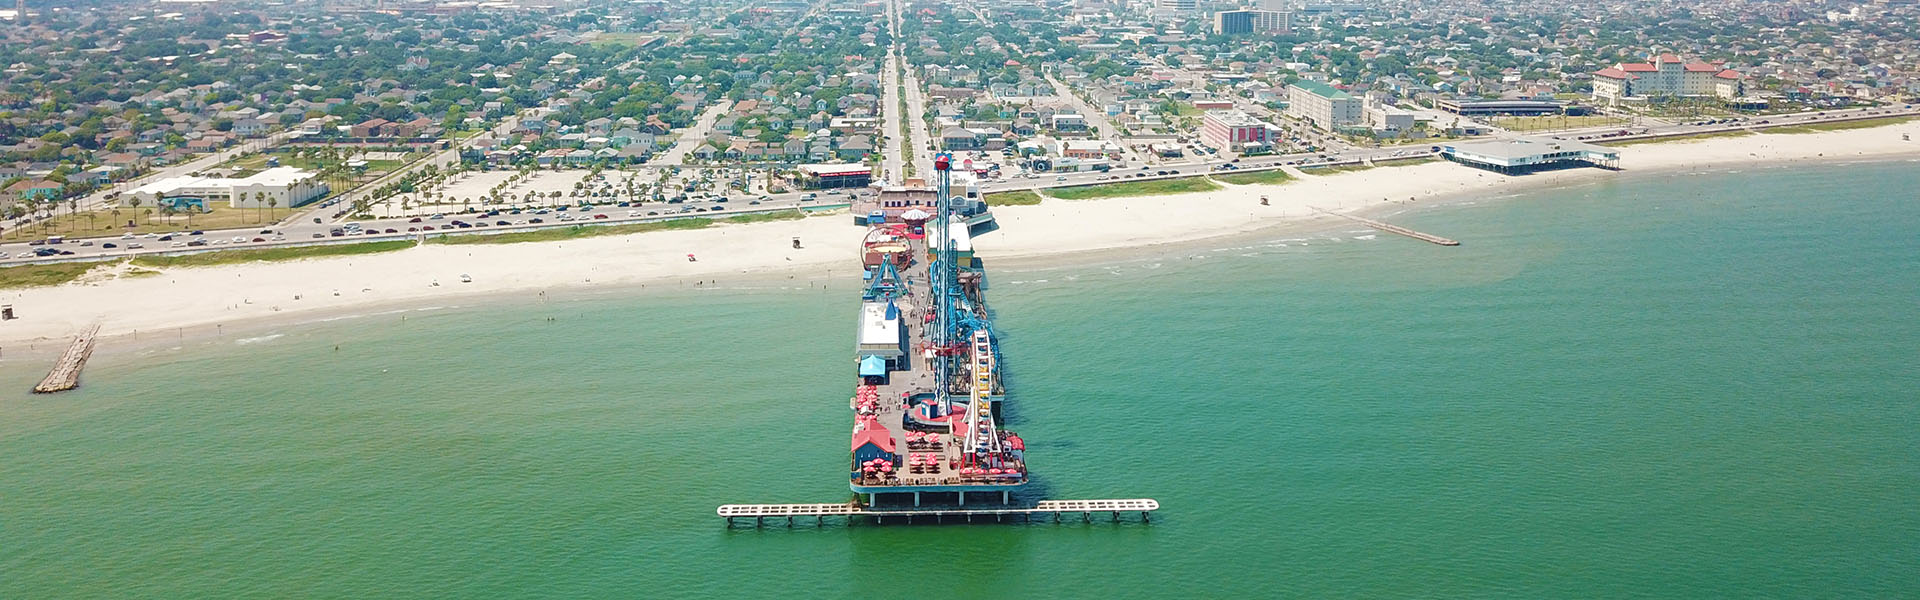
[1591,53,1745,104]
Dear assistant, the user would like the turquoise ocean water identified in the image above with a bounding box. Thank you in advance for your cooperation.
[3,161,1917,597]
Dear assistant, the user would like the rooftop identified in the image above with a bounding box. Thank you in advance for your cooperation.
[1289,79,1353,100]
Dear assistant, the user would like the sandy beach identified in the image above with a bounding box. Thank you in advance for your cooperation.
[2,121,1916,347]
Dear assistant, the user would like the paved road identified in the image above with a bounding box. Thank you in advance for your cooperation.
[1046,74,1146,166]
[5,104,1912,265]
[880,49,908,183]
[656,101,734,167]
[900,58,936,178]
[1,188,865,263]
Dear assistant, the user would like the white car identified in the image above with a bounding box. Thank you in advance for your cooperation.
[232,237,247,243]
[121,233,135,240]
[170,241,186,248]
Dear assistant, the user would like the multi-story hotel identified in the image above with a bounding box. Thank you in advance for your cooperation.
[1592,53,1746,104]
[1286,80,1363,130]
[1200,109,1272,151]
[1212,9,1291,35]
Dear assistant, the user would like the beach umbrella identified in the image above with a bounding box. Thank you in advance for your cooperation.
[881,466,892,473]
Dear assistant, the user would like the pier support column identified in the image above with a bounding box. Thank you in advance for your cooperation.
[1142,512,1150,523]
[1001,490,1009,504]
[914,492,921,507]
[959,492,966,506]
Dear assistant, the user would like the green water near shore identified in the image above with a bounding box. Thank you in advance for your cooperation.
[3,162,1918,598]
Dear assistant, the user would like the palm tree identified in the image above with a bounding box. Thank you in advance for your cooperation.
[267,198,278,222]
[160,205,176,226]
[142,208,153,225]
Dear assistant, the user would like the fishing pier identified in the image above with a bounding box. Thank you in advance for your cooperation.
[1313,207,1461,246]
[32,324,101,393]
[718,154,1155,526]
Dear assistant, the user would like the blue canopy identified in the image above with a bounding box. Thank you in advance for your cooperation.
[859,355,888,377]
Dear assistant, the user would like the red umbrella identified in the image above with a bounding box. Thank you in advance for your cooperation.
[880,465,892,473]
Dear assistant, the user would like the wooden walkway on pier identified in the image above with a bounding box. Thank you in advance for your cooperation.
[1312,207,1460,246]
[719,499,1159,526]
[32,324,101,394]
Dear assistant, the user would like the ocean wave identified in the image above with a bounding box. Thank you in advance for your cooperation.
[235,334,283,345]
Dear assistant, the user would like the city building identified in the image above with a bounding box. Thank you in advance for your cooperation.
[1440,137,1620,174]
[796,163,874,189]
[1286,81,1362,130]
[1365,104,1414,132]
[1200,109,1272,150]
[1153,0,1196,16]
[122,167,328,210]
[1052,139,1121,159]
[1212,9,1290,35]
[1592,53,1747,104]
[1436,98,1569,116]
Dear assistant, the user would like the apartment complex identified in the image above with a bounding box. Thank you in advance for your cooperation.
[1286,80,1363,129]
[1591,53,1746,104]
[1212,10,1291,35]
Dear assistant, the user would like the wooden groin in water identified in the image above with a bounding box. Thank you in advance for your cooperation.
[33,324,101,394]
[1312,207,1460,246]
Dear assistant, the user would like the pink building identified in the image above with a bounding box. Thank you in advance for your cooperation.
[1200,110,1271,150]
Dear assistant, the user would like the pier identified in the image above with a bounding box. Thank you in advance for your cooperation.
[719,499,1159,527]
[717,153,1155,526]
[33,324,101,394]
[1313,207,1460,246]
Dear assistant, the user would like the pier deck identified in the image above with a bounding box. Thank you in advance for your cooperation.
[1313,207,1460,246]
[719,499,1158,526]
[33,324,101,394]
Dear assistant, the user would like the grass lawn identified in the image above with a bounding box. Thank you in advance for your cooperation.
[0,260,110,289]
[1212,169,1296,185]
[1373,156,1441,166]
[4,205,289,242]
[1304,163,1375,174]
[130,240,416,268]
[721,209,806,224]
[1764,115,1918,134]
[1045,177,1221,200]
[1606,130,1755,146]
[426,217,716,245]
[984,190,1043,206]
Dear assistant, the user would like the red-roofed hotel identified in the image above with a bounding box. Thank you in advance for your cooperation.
[1592,53,1745,104]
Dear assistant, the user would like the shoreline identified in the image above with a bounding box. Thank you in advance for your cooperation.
[0,121,1915,351]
